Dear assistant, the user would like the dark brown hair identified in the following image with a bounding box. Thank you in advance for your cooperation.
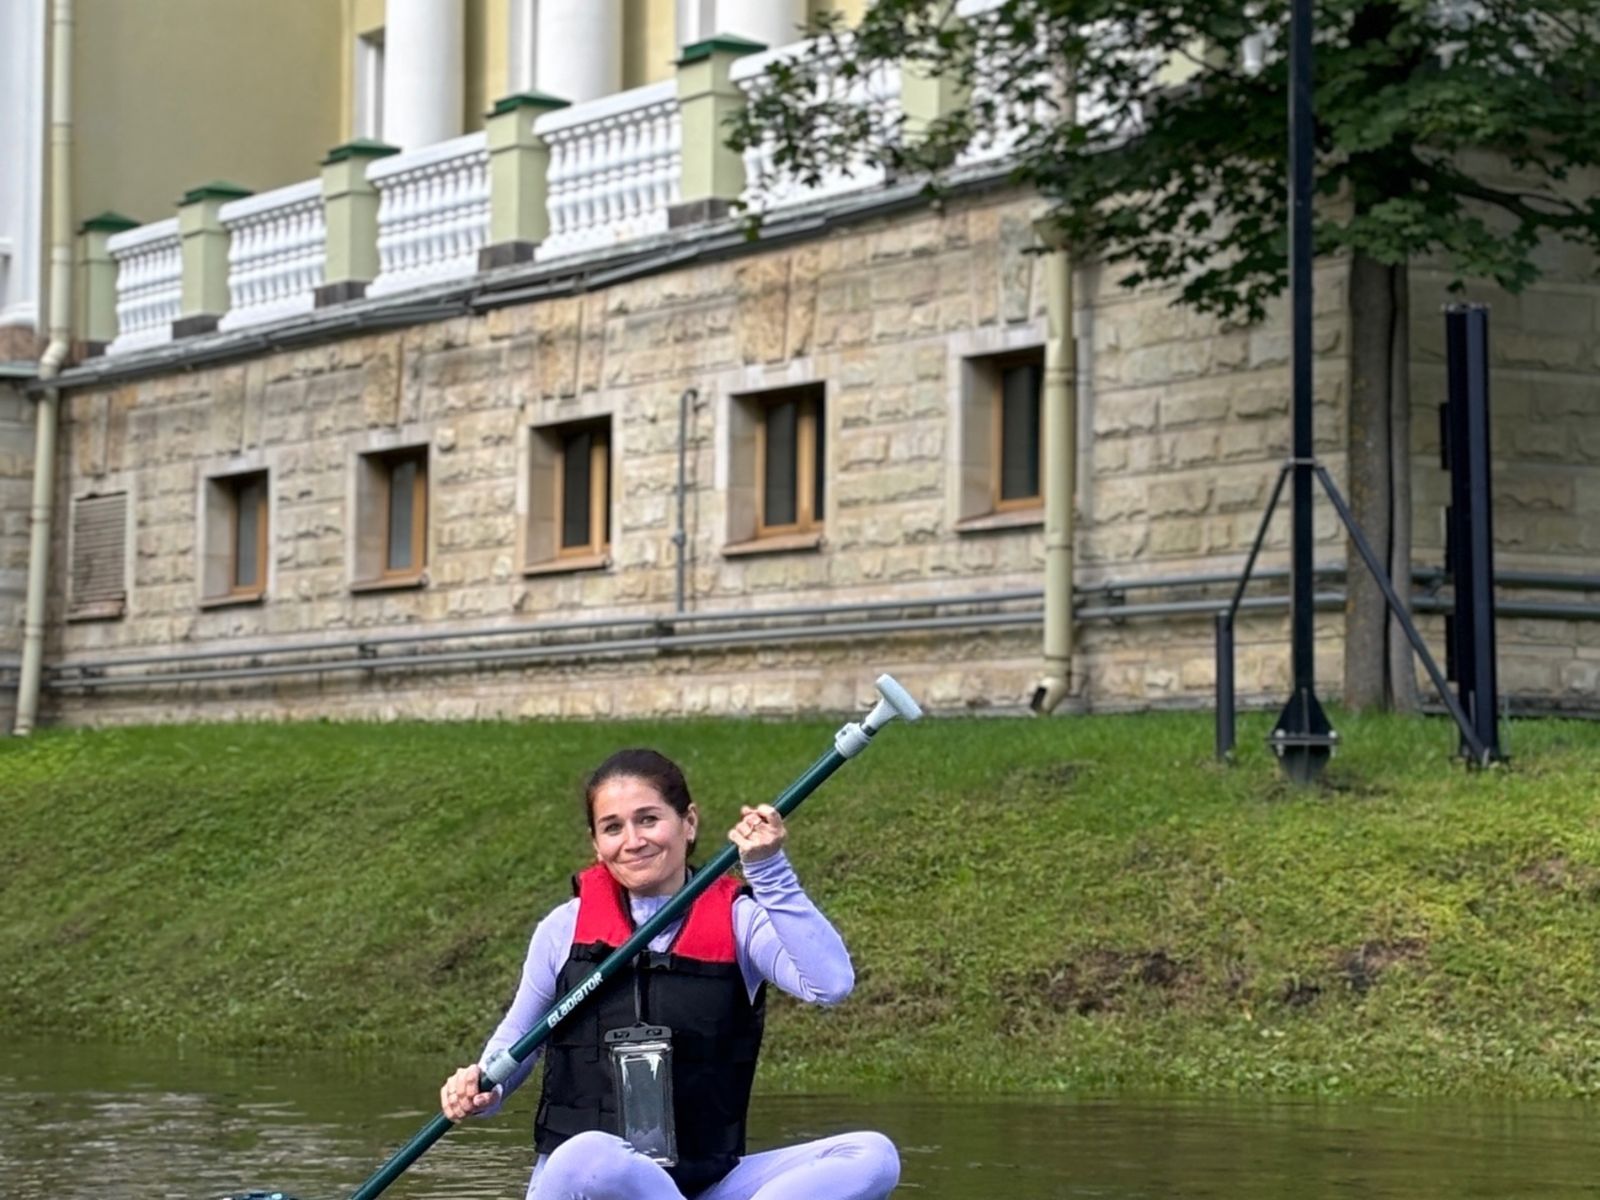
[584,748,696,854]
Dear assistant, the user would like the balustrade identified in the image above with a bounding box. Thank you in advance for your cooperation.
[367,132,491,297]
[534,80,682,260]
[218,179,326,331]
[105,219,181,355]
[731,37,902,212]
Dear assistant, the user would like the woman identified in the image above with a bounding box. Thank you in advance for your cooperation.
[439,748,901,1200]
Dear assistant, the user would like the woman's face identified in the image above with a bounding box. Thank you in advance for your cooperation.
[590,774,698,897]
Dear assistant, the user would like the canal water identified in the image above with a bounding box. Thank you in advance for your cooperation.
[2,1036,1597,1199]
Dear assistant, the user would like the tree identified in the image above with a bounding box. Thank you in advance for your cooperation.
[730,0,1600,710]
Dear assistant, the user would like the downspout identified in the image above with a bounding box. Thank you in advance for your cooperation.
[1030,226,1075,715]
[15,0,73,735]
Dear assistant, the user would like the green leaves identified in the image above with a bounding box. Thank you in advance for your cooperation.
[730,0,1600,319]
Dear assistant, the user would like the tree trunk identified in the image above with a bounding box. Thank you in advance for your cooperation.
[1344,250,1418,711]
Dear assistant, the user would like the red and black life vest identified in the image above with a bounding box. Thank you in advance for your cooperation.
[535,863,767,1197]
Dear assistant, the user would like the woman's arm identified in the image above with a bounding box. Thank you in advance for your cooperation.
[735,850,855,1005]
[464,899,576,1117]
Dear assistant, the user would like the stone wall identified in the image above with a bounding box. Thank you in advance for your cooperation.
[1,380,33,730]
[33,185,1600,727]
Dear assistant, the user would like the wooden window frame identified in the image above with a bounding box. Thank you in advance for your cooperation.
[989,349,1044,514]
[755,387,824,539]
[227,471,269,599]
[555,420,611,560]
[378,448,428,581]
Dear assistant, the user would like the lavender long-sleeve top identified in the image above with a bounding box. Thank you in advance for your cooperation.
[474,850,854,1112]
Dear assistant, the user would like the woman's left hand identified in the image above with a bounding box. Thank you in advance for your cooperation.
[729,804,786,864]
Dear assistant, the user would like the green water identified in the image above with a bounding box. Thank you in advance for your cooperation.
[2,1037,1597,1198]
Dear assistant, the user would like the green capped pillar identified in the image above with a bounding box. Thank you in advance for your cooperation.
[317,139,399,306]
[480,92,569,269]
[175,181,251,338]
[77,211,138,357]
[671,36,765,228]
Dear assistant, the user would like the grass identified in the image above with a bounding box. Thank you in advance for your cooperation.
[3,709,1600,1097]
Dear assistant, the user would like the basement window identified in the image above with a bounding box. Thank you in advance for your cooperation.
[354,445,429,588]
[201,470,269,606]
[526,417,612,574]
[725,382,827,555]
[957,347,1044,529]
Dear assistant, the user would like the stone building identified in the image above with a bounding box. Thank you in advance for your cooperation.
[7,1,1598,730]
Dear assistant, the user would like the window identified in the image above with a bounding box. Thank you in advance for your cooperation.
[354,29,386,141]
[994,354,1043,509]
[958,347,1044,524]
[68,491,127,620]
[201,470,269,604]
[527,417,611,571]
[355,446,428,586]
[727,383,826,551]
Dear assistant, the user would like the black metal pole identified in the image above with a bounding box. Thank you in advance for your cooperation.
[1443,305,1503,762]
[1215,612,1236,760]
[1270,0,1335,782]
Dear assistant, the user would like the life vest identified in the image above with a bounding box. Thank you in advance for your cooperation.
[535,863,767,1197]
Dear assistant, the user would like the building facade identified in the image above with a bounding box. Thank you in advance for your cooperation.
[6,2,1598,730]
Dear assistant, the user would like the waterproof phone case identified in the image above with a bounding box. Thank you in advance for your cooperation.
[605,1023,677,1166]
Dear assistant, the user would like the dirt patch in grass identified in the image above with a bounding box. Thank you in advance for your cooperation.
[1517,856,1600,896]
[430,929,490,982]
[1010,948,1191,1018]
[1338,938,1427,994]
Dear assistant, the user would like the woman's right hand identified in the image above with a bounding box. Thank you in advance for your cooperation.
[440,1063,495,1120]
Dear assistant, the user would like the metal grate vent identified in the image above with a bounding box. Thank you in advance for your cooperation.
[69,491,127,620]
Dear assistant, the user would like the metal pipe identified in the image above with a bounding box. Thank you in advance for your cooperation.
[43,584,1600,695]
[673,387,698,614]
[1031,224,1075,716]
[52,610,1046,691]
[49,588,1046,676]
[15,0,73,735]
[48,566,1600,685]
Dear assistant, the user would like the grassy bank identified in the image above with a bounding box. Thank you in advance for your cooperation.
[4,710,1600,1097]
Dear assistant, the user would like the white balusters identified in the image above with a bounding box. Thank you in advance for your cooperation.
[105,219,181,355]
[731,37,902,212]
[367,131,491,296]
[217,179,325,331]
[534,80,682,260]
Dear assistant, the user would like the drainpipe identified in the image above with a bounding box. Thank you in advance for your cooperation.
[15,0,73,735]
[673,387,699,614]
[1029,224,1076,716]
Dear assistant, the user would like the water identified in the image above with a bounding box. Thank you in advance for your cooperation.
[2,1037,1597,1198]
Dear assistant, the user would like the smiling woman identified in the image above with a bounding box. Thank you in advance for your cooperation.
[436,746,901,1200]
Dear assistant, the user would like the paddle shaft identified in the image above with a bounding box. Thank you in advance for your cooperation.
[346,745,849,1200]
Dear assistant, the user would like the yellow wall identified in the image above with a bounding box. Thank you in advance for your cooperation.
[73,0,344,229]
[72,0,870,233]
[624,0,677,88]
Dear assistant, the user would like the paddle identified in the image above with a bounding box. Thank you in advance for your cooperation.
[328,674,924,1200]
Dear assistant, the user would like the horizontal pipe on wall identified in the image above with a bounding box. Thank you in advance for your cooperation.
[41,570,1600,695]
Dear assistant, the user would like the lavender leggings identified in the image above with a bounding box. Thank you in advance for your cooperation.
[528,1130,901,1200]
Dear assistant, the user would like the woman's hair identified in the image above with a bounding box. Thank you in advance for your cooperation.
[584,748,696,854]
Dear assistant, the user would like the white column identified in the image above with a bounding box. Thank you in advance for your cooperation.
[677,0,807,50]
[533,0,623,105]
[0,0,46,334]
[383,0,464,150]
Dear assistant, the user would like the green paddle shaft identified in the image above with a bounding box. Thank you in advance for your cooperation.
[346,746,849,1200]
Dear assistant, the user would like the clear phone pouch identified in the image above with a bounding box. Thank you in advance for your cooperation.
[605,1023,677,1166]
